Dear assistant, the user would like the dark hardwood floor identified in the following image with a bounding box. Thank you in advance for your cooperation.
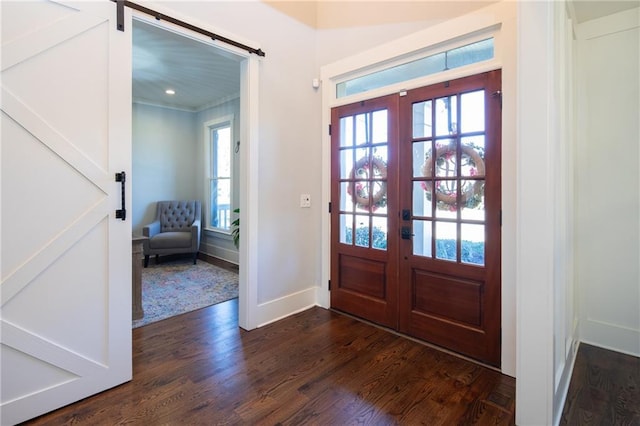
[561,343,640,425]
[23,299,515,425]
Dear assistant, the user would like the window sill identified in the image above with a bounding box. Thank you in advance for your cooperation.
[204,228,232,239]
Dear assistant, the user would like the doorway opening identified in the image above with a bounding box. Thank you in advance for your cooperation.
[131,18,247,328]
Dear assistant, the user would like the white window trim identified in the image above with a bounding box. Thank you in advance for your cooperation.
[204,114,235,235]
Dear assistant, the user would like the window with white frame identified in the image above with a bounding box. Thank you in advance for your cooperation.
[205,117,234,232]
[336,38,494,99]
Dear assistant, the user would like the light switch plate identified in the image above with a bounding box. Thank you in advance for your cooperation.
[300,194,311,208]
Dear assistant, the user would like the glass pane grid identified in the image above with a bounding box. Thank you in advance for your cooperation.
[338,110,388,251]
[410,89,487,265]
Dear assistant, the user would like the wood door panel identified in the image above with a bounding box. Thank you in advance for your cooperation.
[412,270,483,327]
[0,2,131,423]
[406,310,492,361]
[338,255,386,299]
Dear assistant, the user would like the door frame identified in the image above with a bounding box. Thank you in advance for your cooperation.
[130,9,261,330]
[319,2,517,374]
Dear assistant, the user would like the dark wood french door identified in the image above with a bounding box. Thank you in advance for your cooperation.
[331,71,502,366]
[330,94,400,328]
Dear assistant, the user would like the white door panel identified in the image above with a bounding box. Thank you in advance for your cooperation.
[1,1,132,424]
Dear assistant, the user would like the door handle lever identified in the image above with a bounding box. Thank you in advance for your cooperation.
[401,226,413,240]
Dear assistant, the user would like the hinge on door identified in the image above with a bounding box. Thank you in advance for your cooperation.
[328,124,332,135]
[492,90,502,108]
[500,209,502,226]
[328,280,331,290]
[328,202,332,213]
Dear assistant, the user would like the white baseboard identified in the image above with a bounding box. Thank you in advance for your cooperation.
[255,287,318,327]
[200,242,239,265]
[553,339,580,426]
[581,318,640,357]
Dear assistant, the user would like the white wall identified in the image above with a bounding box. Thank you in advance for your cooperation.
[575,7,640,357]
[132,103,198,235]
[552,3,579,424]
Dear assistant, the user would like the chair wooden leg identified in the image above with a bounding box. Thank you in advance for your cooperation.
[144,255,149,268]
[193,252,198,265]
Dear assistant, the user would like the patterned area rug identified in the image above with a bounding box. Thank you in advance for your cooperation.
[133,258,238,328]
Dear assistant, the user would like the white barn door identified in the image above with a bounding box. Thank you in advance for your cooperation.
[1,1,132,424]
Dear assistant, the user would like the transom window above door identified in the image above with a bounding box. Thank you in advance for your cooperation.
[336,38,494,99]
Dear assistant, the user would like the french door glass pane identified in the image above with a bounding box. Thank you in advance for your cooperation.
[412,100,432,138]
[413,141,430,178]
[434,142,457,177]
[340,214,353,244]
[412,219,432,257]
[370,181,387,214]
[373,145,388,168]
[435,221,457,261]
[412,182,432,217]
[340,182,354,212]
[461,223,485,265]
[372,110,388,143]
[372,216,388,250]
[340,149,354,179]
[460,180,485,220]
[460,90,485,133]
[435,185,457,219]
[340,116,353,147]
[461,136,485,177]
[354,215,370,247]
[355,113,368,145]
[435,96,457,136]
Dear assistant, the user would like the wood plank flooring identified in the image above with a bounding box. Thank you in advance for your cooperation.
[22,299,515,425]
[560,343,640,425]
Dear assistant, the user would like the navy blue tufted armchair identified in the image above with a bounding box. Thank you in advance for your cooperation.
[142,200,201,267]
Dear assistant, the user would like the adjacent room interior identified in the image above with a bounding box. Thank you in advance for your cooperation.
[131,20,241,327]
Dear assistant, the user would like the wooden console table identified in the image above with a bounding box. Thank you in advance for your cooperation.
[132,236,147,320]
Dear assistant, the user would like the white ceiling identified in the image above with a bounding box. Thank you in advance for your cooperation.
[132,1,638,111]
[132,20,241,111]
